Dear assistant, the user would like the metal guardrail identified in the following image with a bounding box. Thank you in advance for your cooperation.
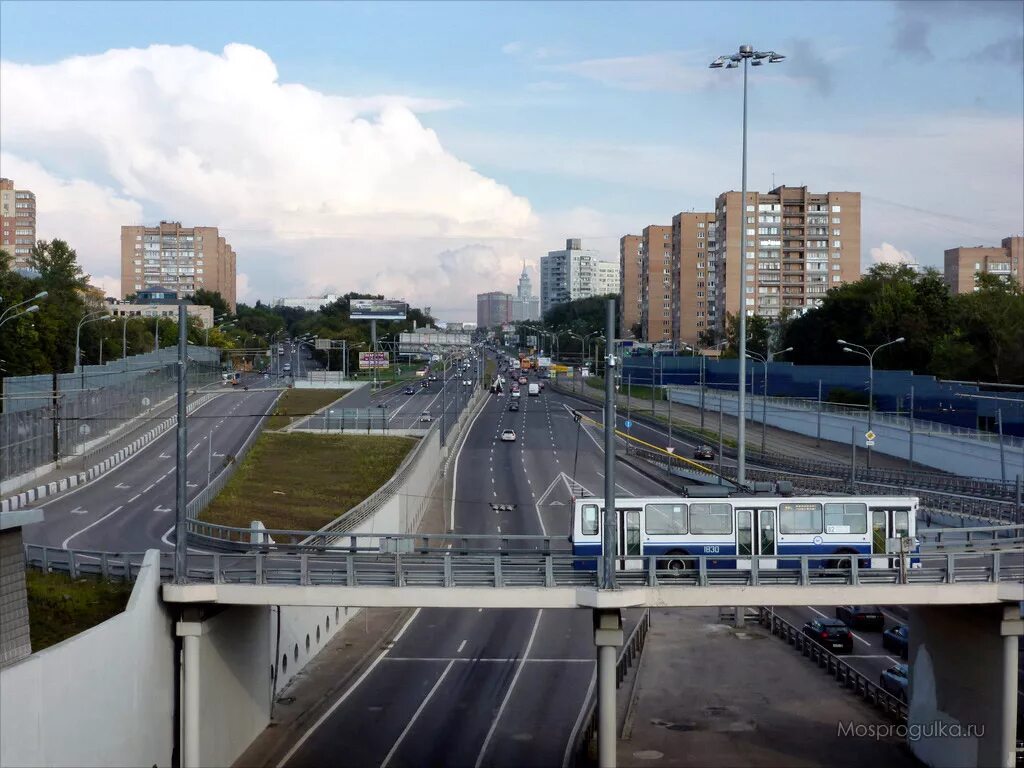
[577,609,651,764]
[757,608,909,721]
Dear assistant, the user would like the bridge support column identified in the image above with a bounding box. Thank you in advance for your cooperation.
[177,614,205,768]
[594,608,623,768]
[907,603,1021,768]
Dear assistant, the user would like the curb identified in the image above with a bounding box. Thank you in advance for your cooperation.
[1,393,220,513]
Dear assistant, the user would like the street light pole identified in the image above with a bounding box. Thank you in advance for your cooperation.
[838,337,905,468]
[710,44,784,485]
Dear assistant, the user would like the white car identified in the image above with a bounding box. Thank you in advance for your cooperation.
[419,411,432,423]
[463,379,472,386]
[500,429,517,442]
[511,390,520,398]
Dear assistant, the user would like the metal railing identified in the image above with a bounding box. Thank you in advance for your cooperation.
[22,547,168,582]
[757,608,909,721]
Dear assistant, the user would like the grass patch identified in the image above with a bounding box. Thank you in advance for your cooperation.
[267,388,347,430]
[26,570,133,652]
[200,432,416,530]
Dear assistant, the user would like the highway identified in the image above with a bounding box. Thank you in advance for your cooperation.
[281,356,667,768]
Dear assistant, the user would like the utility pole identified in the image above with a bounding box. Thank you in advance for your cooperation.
[174,302,189,583]
[51,371,60,465]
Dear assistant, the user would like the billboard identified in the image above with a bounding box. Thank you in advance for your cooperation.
[358,351,390,369]
[350,299,408,320]
[526,335,538,348]
[537,356,552,367]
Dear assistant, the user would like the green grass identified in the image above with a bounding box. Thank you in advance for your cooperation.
[26,570,133,652]
[200,432,416,530]
[267,388,348,430]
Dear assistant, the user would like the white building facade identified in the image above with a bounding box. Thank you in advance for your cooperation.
[540,238,621,315]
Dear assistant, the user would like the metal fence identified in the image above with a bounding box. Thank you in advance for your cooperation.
[1,346,221,482]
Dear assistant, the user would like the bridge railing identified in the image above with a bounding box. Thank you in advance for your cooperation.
[757,608,909,721]
[22,545,171,582]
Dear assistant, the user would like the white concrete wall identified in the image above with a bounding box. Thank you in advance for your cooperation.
[0,551,174,768]
[669,387,1023,481]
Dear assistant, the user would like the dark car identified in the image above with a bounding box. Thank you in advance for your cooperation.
[403,386,415,395]
[879,663,909,702]
[801,617,854,654]
[882,624,909,659]
[509,402,519,412]
[693,445,715,460]
[835,605,885,631]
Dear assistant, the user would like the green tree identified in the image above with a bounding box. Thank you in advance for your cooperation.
[193,289,232,320]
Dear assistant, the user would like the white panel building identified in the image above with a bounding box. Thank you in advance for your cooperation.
[540,239,621,315]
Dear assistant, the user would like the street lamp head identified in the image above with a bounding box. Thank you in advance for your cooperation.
[894,337,905,343]
[726,60,739,69]
[34,291,48,300]
[842,347,853,353]
[739,44,753,55]
[837,339,847,345]
[780,346,793,354]
[751,59,764,66]
[24,305,40,315]
[768,53,786,63]
[709,56,725,69]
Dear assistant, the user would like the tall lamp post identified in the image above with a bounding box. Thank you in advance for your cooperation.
[0,291,47,325]
[710,43,785,484]
[746,345,792,453]
[75,309,110,372]
[0,304,40,330]
[837,337,905,468]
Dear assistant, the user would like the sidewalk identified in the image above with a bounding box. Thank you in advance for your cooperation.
[617,607,918,767]
[558,380,918,472]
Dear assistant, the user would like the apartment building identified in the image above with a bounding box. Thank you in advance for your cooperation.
[639,225,673,343]
[120,222,237,310]
[671,211,717,349]
[540,238,621,315]
[943,236,1023,294]
[512,265,541,322]
[712,186,860,334]
[476,291,513,328]
[0,178,37,270]
[619,234,643,338]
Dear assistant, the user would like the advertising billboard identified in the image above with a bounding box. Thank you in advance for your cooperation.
[350,299,408,321]
[536,356,552,367]
[358,351,390,369]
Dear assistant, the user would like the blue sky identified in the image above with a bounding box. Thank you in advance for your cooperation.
[1,0,1022,318]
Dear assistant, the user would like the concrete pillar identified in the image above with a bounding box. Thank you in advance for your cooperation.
[594,609,623,768]
[0,510,44,668]
[908,603,1022,768]
[176,617,205,768]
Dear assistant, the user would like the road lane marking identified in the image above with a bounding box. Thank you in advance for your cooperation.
[276,607,423,768]
[70,506,87,515]
[128,494,140,502]
[457,640,467,654]
[62,506,124,549]
[143,484,155,493]
[380,659,456,768]
[474,609,544,768]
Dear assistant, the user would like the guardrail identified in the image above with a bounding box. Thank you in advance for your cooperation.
[756,608,909,721]
[22,546,167,582]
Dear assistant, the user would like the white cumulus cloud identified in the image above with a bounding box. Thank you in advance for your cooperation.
[0,43,534,315]
[867,242,919,269]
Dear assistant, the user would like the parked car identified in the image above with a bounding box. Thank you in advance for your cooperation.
[501,429,517,442]
[693,445,715,460]
[419,411,432,423]
[509,402,519,412]
[801,617,854,654]
[882,624,909,659]
[835,605,885,631]
[879,663,909,702]
[404,386,415,395]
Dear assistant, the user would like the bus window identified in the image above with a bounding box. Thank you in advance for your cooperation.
[894,509,910,538]
[581,504,599,535]
[645,503,687,535]
[779,502,822,534]
[689,502,732,534]
[824,502,867,534]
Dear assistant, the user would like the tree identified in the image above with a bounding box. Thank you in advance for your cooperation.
[193,289,231,320]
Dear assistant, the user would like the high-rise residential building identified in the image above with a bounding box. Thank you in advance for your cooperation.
[121,222,237,311]
[712,186,860,335]
[943,236,1023,294]
[511,263,540,321]
[640,225,673,343]
[619,234,643,338]
[477,291,513,328]
[1,178,37,270]
[671,211,717,349]
[540,238,620,315]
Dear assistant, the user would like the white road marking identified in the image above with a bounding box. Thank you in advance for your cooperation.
[62,506,124,549]
[380,659,456,768]
[128,494,140,502]
[475,609,544,768]
[70,506,87,515]
[276,608,423,768]
[144,484,155,493]
[457,640,467,654]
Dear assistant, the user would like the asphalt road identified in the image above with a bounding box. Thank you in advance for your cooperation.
[283,356,666,768]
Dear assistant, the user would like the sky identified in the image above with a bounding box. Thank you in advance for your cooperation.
[1,0,1022,321]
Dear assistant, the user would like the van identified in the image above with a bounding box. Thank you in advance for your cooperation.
[528,383,539,396]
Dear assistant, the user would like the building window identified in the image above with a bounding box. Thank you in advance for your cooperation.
[831,205,841,212]
[746,205,755,212]
[832,275,841,282]
[832,240,842,248]
[698,222,705,228]
[832,229,841,236]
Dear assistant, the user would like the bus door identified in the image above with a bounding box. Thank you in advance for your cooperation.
[869,507,912,569]
[616,507,643,571]
[736,508,777,570]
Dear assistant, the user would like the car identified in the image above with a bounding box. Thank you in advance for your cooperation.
[463,379,472,386]
[835,605,885,631]
[404,386,415,395]
[693,445,715,460]
[539,381,545,390]
[511,390,520,398]
[801,617,854,654]
[509,402,519,412]
[500,429,517,442]
[882,624,909,659]
[518,376,528,385]
[419,411,432,423]
[428,374,437,381]
[879,663,909,702]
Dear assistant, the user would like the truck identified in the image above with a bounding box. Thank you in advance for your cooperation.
[519,355,533,371]
[528,382,539,396]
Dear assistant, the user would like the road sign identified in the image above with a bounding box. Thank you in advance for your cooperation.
[624,420,633,429]
[865,429,876,446]
[666,446,675,454]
